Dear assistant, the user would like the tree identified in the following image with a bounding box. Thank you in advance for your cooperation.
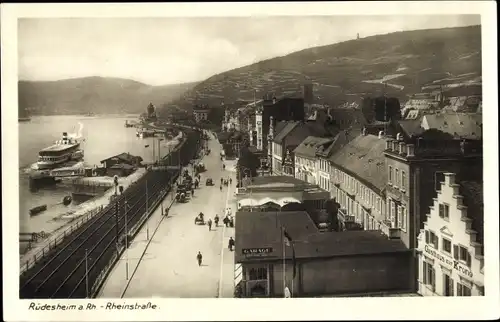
[325,198,341,232]
[237,146,259,183]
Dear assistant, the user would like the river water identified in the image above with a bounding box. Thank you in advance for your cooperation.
[18,115,173,235]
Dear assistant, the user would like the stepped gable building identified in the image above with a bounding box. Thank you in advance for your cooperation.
[417,173,484,296]
[385,113,482,292]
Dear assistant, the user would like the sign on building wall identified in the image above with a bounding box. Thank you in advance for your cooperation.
[424,244,473,278]
[243,247,273,256]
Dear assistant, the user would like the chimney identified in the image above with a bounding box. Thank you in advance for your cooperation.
[385,139,393,150]
[392,140,398,151]
[399,142,406,155]
[407,144,415,157]
[444,172,456,186]
[378,131,385,139]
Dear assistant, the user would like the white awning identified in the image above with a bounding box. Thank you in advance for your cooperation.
[237,196,302,209]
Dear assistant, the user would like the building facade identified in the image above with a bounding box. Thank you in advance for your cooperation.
[417,173,484,296]
[293,136,333,185]
[193,106,209,123]
[328,133,393,234]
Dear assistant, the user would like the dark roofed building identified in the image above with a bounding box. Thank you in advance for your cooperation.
[235,210,413,297]
[100,153,143,169]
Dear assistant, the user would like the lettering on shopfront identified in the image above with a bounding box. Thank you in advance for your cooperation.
[424,245,473,278]
[243,247,273,255]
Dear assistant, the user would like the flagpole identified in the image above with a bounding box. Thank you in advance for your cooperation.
[282,225,286,298]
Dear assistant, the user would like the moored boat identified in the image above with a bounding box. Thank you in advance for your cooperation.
[37,132,84,170]
[30,204,47,216]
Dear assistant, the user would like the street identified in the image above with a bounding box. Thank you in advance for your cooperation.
[100,132,236,298]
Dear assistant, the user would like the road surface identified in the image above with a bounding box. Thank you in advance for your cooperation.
[99,132,236,298]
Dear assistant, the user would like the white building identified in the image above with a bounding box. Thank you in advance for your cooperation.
[293,136,333,185]
[417,173,484,296]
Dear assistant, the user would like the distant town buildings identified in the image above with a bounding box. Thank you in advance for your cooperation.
[205,76,484,298]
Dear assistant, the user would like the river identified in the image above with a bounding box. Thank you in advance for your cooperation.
[18,115,173,235]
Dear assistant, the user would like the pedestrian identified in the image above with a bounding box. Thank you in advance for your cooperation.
[191,188,194,196]
[228,237,235,251]
[220,185,222,191]
[214,214,219,227]
[208,218,212,231]
[197,251,203,266]
[229,178,232,185]
[223,216,229,227]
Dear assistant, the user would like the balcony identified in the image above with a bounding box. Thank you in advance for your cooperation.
[379,220,401,239]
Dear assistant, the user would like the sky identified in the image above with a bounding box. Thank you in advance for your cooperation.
[18,15,480,86]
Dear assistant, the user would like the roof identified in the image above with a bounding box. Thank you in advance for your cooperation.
[422,113,482,139]
[460,181,484,245]
[110,163,135,170]
[284,121,331,149]
[322,128,362,159]
[100,152,142,164]
[273,121,288,138]
[397,117,426,138]
[41,142,80,152]
[330,134,387,193]
[273,121,299,144]
[246,175,312,189]
[327,108,367,127]
[294,136,334,159]
[235,211,409,263]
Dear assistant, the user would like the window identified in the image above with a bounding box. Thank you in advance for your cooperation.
[423,261,435,291]
[443,274,454,296]
[389,166,393,183]
[395,169,399,187]
[435,171,446,191]
[249,267,268,280]
[454,245,472,267]
[401,171,407,191]
[397,205,402,228]
[401,205,407,231]
[439,203,450,220]
[391,201,396,227]
[425,230,439,249]
[457,282,472,296]
[442,238,452,254]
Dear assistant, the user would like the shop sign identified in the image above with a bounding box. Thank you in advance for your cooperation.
[243,247,273,256]
[424,245,473,278]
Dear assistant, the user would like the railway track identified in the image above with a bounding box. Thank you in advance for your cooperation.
[20,169,177,299]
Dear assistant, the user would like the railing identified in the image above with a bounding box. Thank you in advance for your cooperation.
[90,173,179,298]
[379,220,401,239]
[20,205,105,275]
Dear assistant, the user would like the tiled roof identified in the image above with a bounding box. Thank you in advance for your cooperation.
[285,121,331,149]
[330,134,387,192]
[327,108,367,127]
[235,211,408,263]
[422,113,482,139]
[273,121,288,138]
[273,121,299,144]
[322,128,362,158]
[101,152,142,164]
[460,181,484,245]
[294,136,334,159]
[397,117,426,138]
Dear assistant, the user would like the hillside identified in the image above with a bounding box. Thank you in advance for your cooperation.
[168,25,481,111]
[18,77,198,116]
